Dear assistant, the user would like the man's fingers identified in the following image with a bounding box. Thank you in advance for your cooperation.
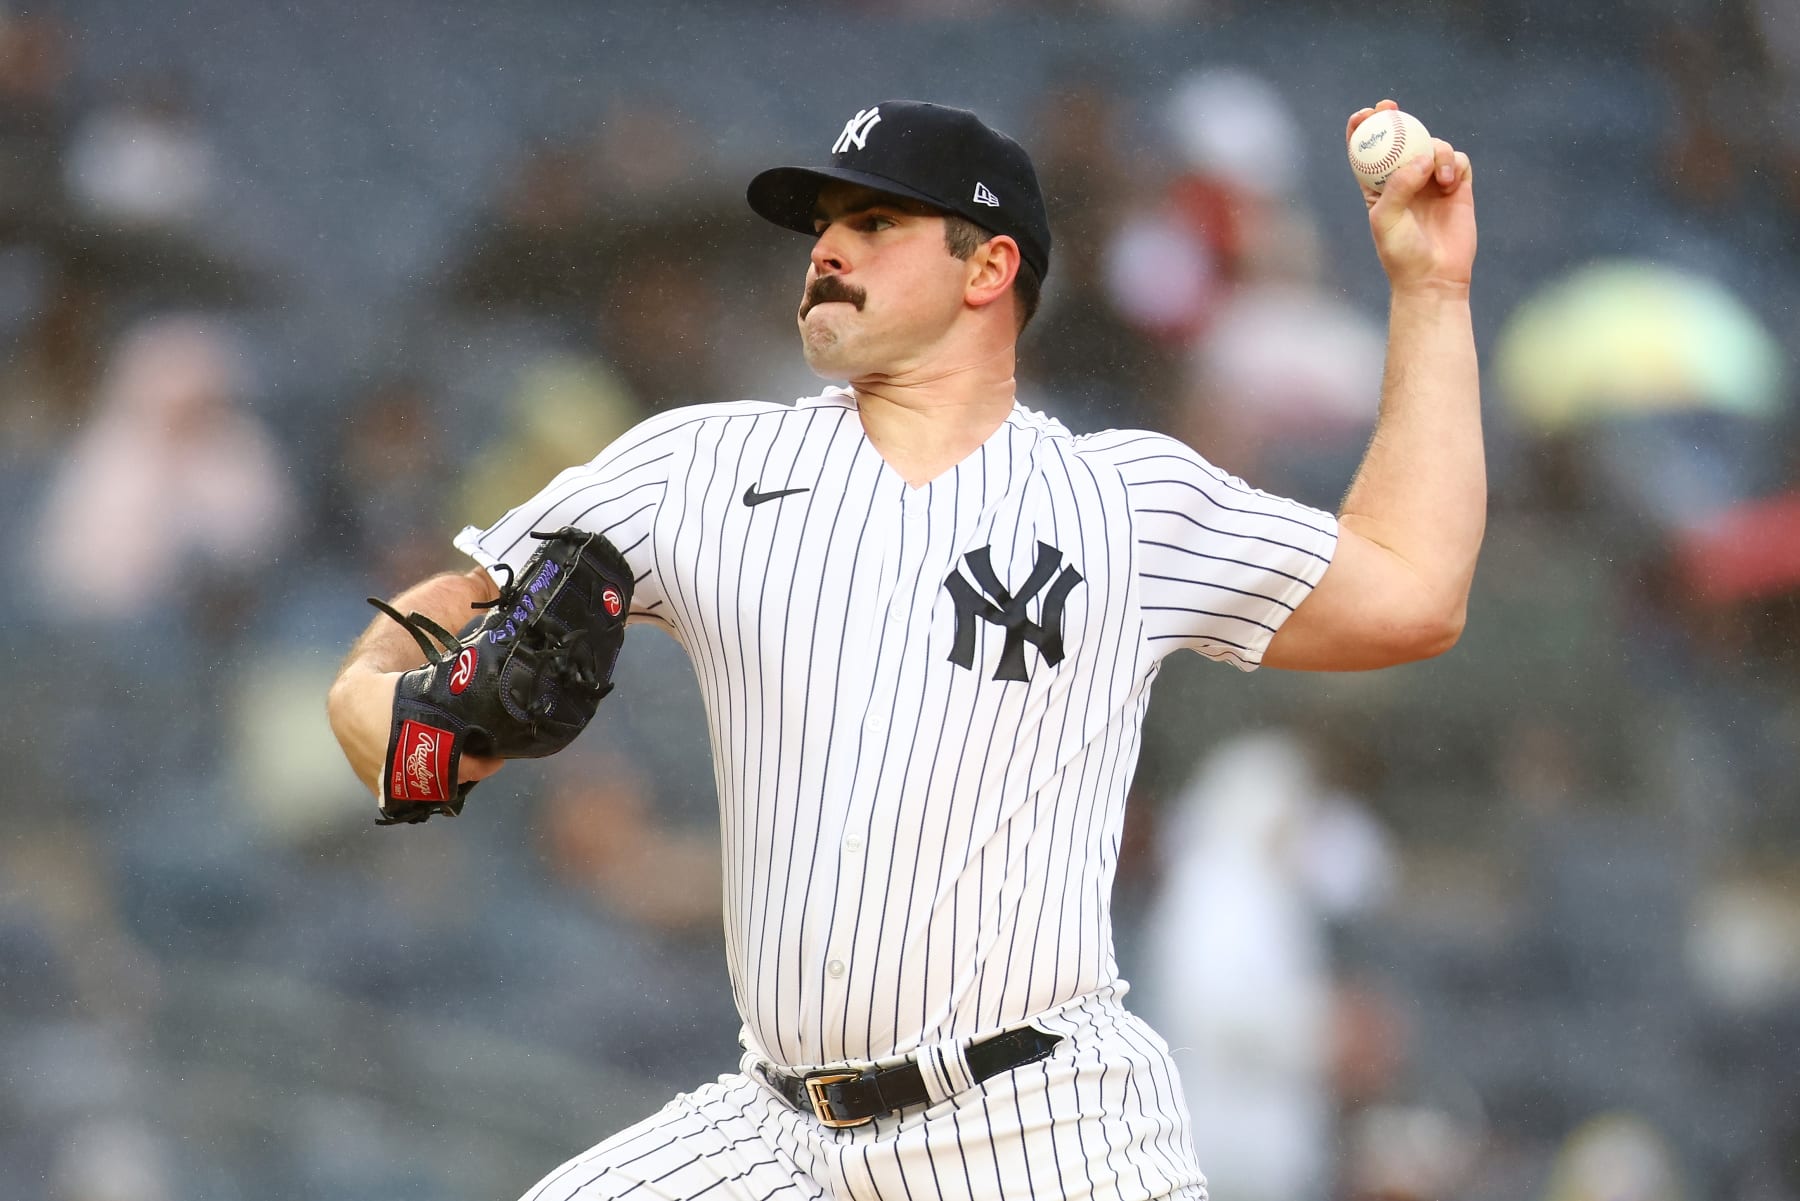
[1375,148,1439,210]
[1428,146,1474,193]
[461,754,506,784]
[1344,99,1398,141]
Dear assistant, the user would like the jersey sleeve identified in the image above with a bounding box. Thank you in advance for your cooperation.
[453,405,694,633]
[1114,432,1338,670]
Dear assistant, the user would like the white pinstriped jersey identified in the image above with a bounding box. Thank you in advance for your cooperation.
[455,386,1337,1072]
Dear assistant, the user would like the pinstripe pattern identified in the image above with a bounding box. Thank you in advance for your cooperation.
[456,389,1336,1201]
[517,992,1207,1201]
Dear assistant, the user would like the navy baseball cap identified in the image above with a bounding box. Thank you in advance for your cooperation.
[747,100,1051,281]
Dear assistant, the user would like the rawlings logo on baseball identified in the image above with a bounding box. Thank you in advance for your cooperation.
[1347,108,1433,192]
[449,647,478,694]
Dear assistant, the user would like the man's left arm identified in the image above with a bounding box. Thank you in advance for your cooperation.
[1264,101,1481,672]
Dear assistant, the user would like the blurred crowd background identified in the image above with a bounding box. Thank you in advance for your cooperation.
[2,1,1798,1199]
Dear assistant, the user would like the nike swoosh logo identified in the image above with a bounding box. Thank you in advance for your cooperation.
[742,484,810,508]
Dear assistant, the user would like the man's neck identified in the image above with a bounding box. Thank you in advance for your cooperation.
[851,362,1017,488]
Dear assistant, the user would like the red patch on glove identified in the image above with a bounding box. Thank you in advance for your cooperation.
[391,719,454,802]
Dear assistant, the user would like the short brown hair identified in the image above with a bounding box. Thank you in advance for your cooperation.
[943,215,1042,333]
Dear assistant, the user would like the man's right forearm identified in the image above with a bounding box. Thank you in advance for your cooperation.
[337,567,499,676]
[328,567,498,794]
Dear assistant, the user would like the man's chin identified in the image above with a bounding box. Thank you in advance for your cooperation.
[800,326,860,380]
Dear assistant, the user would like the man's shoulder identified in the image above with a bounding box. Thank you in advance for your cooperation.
[1055,426,1199,476]
[641,396,809,428]
[616,394,837,447]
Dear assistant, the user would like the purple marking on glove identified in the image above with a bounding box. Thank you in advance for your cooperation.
[488,560,562,643]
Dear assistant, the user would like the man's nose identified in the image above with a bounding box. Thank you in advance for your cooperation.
[810,227,848,275]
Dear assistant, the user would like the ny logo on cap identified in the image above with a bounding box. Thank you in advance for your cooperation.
[973,182,1000,207]
[833,107,882,154]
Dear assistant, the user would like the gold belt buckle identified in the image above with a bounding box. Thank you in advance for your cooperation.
[803,1072,873,1129]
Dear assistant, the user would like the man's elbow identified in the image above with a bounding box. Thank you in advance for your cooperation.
[1391,597,1467,663]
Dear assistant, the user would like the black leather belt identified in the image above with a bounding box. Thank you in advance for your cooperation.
[756,1026,1063,1128]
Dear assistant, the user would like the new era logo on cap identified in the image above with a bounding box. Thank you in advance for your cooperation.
[745,99,1052,281]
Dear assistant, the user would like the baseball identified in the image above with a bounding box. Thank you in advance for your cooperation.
[1348,108,1434,191]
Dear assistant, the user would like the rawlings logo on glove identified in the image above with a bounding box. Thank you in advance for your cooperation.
[367,527,633,825]
[394,720,453,803]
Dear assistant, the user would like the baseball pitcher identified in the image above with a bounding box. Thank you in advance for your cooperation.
[327,97,1480,1201]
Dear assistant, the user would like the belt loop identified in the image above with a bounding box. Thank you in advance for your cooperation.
[918,1034,978,1106]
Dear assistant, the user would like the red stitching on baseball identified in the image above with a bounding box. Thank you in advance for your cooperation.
[1352,115,1411,175]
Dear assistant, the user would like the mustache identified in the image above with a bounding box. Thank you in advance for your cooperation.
[802,275,866,317]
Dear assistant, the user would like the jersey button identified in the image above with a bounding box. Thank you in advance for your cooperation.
[864,711,887,732]
[887,602,905,625]
[844,834,864,852]
[827,959,846,978]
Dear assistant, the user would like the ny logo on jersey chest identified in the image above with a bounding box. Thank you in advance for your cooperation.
[944,542,1083,682]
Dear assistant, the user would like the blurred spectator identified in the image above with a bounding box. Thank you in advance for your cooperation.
[1645,0,1763,210]
[468,742,737,1082]
[323,374,455,592]
[505,144,592,232]
[1175,259,1386,509]
[1340,1099,1484,1201]
[471,622,732,1079]
[0,10,73,228]
[1684,869,1800,1017]
[50,1113,175,1201]
[446,100,757,339]
[1462,719,1715,1171]
[1087,65,1365,462]
[64,74,215,230]
[29,315,297,631]
[1673,487,1800,616]
[1494,259,1787,539]
[227,646,380,844]
[1494,259,1795,844]
[453,351,642,530]
[1644,489,1800,836]
[0,262,105,465]
[592,239,732,409]
[0,824,159,1032]
[1135,728,1396,1201]
[1021,74,1178,432]
[445,140,610,311]
[534,747,721,939]
[1103,67,1314,346]
[579,99,710,214]
[1748,1,1800,216]
[1540,1113,1686,1201]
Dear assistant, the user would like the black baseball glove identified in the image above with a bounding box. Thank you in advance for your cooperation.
[367,527,633,825]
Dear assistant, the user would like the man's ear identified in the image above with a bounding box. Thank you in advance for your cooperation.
[964,235,1021,310]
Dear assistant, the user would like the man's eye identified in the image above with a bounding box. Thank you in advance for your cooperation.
[811,213,893,235]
